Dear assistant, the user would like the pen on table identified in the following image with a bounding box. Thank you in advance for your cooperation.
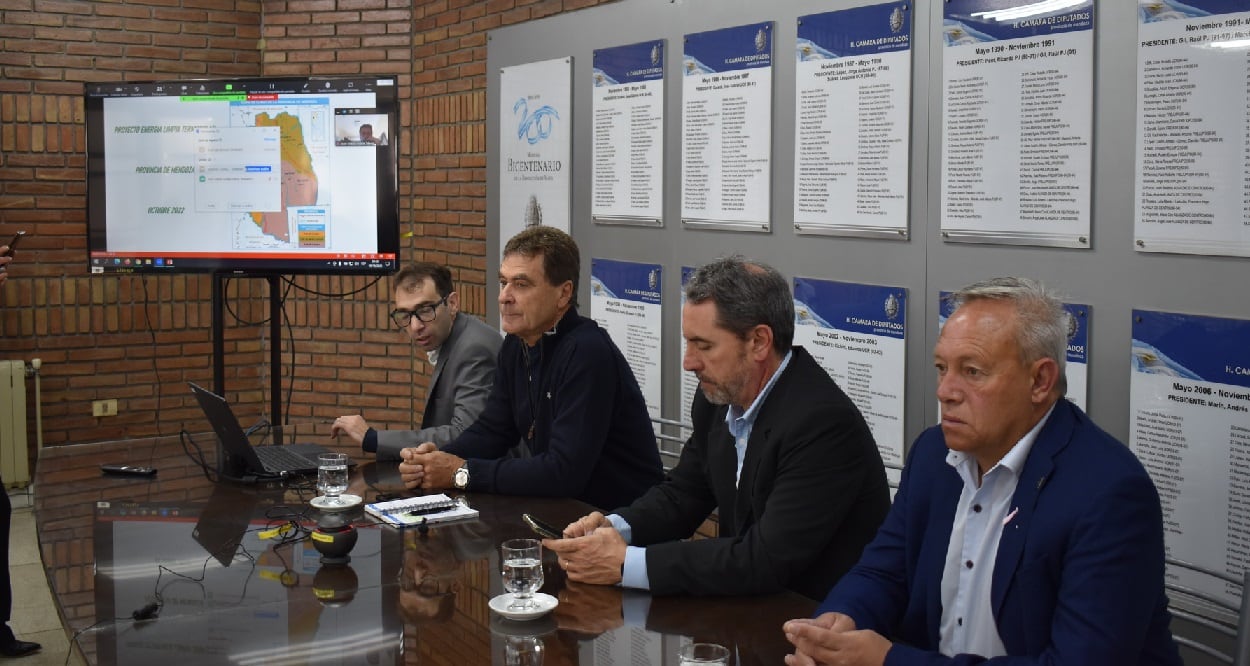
[407,504,453,517]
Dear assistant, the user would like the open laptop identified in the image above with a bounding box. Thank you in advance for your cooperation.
[189,382,352,481]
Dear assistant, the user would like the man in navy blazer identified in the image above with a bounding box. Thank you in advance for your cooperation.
[331,262,500,460]
[785,277,1181,665]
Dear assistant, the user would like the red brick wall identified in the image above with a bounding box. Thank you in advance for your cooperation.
[0,0,616,458]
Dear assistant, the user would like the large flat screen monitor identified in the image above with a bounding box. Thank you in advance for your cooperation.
[85,76,400,275]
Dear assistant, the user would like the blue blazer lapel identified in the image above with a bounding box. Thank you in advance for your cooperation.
[991,400,1076,616]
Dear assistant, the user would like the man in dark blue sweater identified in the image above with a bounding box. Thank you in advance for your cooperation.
[398,226,663,510]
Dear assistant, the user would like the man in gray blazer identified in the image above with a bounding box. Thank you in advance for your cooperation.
[331,263,501,461]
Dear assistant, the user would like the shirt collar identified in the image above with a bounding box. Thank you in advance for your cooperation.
[946,402,1057,484]
[726,350,793,436]
[425,312,460,365]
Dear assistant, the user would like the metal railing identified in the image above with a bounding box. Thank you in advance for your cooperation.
[1166,558,1249,665]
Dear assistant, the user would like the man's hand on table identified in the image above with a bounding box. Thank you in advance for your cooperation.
[783,612,891,666]
[398,442,464,490]
[545,524,627,585]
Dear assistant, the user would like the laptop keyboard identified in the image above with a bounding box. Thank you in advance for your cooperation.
[255,446,316,474]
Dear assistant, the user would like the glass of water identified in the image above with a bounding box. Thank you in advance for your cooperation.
[504,635,544,666]
[317,452,349,505]
[501,538,544,610]
[678,642,730,665]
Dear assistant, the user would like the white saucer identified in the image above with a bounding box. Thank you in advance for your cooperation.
[310,494,362,511]
[489,592,558,621]
[490,612,557,637]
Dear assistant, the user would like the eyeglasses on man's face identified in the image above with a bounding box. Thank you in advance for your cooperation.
[390,295,448,328]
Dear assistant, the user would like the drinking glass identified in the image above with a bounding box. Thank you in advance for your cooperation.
[317,452,349,505]
[678,642,730,665]
[504,635,544,666]
[501,538,544,610]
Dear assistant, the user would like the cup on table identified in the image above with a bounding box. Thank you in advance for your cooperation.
[317,452,349,505]
[504,635,544,666]
[678,642,730,665]
[501,538,544,610]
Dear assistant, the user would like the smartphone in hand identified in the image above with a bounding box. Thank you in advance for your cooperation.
[2,231,26,257]
[523,513,564,540]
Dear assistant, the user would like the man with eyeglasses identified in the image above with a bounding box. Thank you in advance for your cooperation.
[331,262,501,460]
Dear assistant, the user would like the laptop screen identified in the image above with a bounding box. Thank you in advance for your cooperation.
[189,381,271,481]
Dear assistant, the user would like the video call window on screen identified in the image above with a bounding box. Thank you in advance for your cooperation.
[84,76,401,276]
[335,110,390,146]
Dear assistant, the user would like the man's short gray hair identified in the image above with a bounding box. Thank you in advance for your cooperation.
[945,276,1069,395]
[684,256,794,355]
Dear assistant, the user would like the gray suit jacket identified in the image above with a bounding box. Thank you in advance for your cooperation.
[375,313,501,460]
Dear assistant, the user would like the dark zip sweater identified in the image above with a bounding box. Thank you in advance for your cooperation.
[443,307,664,510]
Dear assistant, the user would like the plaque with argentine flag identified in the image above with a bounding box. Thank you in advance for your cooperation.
[939,0,1094,248]
[1129,308,1250,610]
[590,258,663,425]
[793,277,907,468]
[794,3,913,238]
[677,266,698,444]
[681,22,774,231]
[592,40,666,225]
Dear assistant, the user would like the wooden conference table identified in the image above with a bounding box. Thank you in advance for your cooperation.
[33,425,815,665]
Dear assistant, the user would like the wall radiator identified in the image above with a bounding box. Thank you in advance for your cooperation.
[0,359,36,488]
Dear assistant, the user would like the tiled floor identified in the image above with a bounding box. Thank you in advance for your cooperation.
[8,487,84,666]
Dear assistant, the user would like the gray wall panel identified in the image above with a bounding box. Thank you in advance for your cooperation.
[488,0,1249,453]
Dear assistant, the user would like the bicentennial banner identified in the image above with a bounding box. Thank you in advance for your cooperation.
[499,58,572,250]
[794,3,912,238]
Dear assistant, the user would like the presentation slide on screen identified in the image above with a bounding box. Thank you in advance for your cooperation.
[101,91,384,256]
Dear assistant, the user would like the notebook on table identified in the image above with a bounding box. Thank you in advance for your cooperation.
[189,382,353,482]
[364,493,479,527]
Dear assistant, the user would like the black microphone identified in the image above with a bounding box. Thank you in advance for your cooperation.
[132,602,160,621]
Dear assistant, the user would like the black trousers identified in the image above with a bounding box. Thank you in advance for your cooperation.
[0,473,11,629]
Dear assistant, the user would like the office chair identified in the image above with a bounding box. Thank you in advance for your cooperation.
[1166,557,1249,666]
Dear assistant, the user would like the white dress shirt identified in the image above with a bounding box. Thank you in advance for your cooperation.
[612,351,794,590]
[938,404,1055,658]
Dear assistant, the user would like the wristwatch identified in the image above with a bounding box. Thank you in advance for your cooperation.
[453,463,470,489]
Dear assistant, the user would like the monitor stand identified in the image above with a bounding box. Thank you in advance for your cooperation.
[211,273,284,478]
